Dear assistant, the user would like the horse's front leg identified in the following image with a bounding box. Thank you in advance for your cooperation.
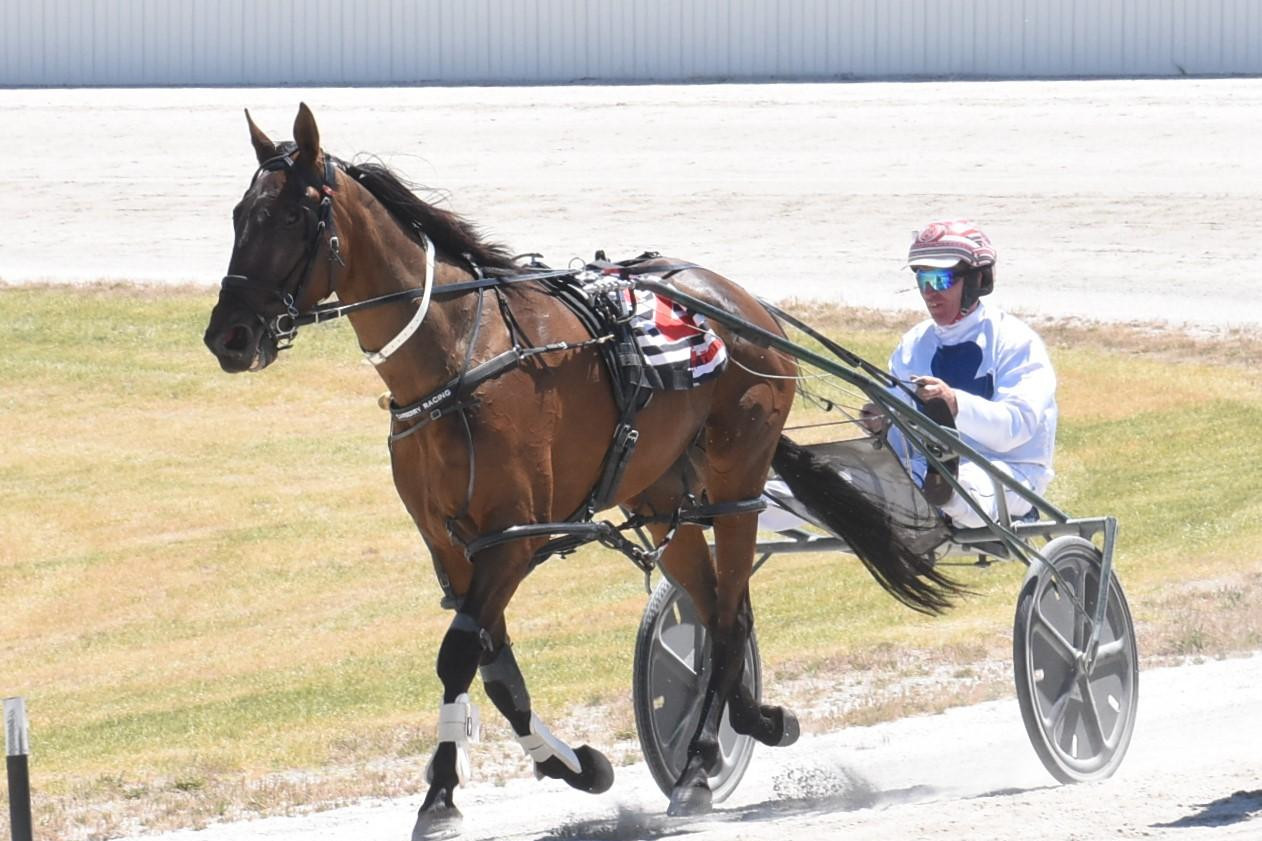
[411,540,517,841]
[480,627,614,793]
[412,547,613,841]
[411,608,489,841]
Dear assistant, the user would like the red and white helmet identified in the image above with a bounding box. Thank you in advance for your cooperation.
[908,220,997,308]
[907,220,997,269]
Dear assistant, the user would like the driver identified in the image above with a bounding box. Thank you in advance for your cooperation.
[865,220,1058,528]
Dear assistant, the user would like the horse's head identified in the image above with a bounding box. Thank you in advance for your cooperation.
[204,103,341,373]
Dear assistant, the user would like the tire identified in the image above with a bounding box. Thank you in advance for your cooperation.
[1013,536,1139,783]
[632,578,760,802]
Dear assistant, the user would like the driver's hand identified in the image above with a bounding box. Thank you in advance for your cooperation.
[911,376,959,417]
[859,402,888,435]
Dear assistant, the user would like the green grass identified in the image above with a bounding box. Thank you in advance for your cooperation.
[1,284,1260,838]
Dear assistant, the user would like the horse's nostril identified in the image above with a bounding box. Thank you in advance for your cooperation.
[224,324,251,352]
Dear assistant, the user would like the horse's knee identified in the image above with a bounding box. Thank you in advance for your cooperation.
[437,611,491,695]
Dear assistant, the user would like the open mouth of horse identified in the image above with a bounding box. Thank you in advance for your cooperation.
[205,316,278,373]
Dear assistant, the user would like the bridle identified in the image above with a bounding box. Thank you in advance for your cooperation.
[219,149,344,352]
[217,148,456,369]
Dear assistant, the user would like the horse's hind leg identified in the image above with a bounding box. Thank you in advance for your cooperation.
[669,383,799,815]
[725,591,799,747]
[662,508,764,816]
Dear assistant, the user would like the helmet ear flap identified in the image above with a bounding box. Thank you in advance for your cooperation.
[977,265,995,297]
[960,266,993,312]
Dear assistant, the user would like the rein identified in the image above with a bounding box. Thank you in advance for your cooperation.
[288,266,580,328]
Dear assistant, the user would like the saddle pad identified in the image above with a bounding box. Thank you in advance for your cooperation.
[618,286,728,389]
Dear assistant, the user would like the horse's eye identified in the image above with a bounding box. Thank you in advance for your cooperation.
[283,209,301,227]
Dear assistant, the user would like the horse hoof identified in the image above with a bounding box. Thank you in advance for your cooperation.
[537,745,615,794]
[667,781,713,817]
[776,708,800,747]
[411,804,463,841]
[573,744,615,793]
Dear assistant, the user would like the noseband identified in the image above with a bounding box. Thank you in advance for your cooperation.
[220,150,344,350]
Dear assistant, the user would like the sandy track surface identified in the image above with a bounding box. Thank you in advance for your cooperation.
[2,79,1261,330]
[113,653,1262,841]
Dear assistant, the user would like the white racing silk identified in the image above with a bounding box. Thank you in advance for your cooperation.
[887,301,1058,516]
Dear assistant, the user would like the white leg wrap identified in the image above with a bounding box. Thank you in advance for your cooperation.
[425,693,480,786]
[516,712,582,778]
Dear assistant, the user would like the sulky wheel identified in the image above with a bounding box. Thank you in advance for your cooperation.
[1013,535,1139,783]
[633,577,760,802]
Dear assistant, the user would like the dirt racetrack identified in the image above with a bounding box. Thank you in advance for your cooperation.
[114,653,1262,841]
[2,79,1261,330]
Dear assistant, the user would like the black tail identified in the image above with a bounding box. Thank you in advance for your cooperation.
[771,436,967,615]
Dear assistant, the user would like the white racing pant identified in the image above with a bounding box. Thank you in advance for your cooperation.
[929,459,1038,528]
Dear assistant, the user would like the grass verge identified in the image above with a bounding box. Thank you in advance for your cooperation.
[1,284,1260,840]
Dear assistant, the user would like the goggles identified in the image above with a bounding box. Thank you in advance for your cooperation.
[914,267,966,293]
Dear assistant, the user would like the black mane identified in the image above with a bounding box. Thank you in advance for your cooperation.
[343,159,518,272]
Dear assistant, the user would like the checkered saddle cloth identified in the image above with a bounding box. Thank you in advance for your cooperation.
[613,285,728,390]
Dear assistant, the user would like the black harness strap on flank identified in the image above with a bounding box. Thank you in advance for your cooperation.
[678,497,768,526]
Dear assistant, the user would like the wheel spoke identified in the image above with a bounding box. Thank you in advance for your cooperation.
[662,690,704,760]
[1056,698,1082,756]
[1077,675,1110,752]
[1031,608,1081,667]
[1092,638,1128,671]
[654,633,700,682]
[1040,684,1073,732]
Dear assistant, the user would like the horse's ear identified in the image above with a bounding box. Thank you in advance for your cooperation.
[244,109,277,164]
[293,102,321,172]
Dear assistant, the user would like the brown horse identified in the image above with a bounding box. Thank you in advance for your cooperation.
[204,104,959,839]
[204,103,806,838]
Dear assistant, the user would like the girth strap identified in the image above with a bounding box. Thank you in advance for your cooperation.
[460,495,768,569]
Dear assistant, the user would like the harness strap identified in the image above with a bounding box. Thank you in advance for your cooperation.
[460,495,767,571]
[388,348,521,441]
[291,270,571,328]
[288,261,702,330]
[679,497,767,525]
[363,234,436,366]
[388,334,614,444]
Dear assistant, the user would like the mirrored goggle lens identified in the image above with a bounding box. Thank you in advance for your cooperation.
[915,268,958,292]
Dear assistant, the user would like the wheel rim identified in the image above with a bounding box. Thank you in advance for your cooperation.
[642,588,758,801]
[1024,551,1137,777]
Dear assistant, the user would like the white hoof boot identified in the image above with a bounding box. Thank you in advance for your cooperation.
[516,712,581,779]
[425,693,481,785]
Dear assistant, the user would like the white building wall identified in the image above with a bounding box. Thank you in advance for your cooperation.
[3,0,1261,86]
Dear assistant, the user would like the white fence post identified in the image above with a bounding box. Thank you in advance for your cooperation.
[4,697,32,841]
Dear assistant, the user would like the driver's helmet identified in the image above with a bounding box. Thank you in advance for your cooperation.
[907,220,997,309]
